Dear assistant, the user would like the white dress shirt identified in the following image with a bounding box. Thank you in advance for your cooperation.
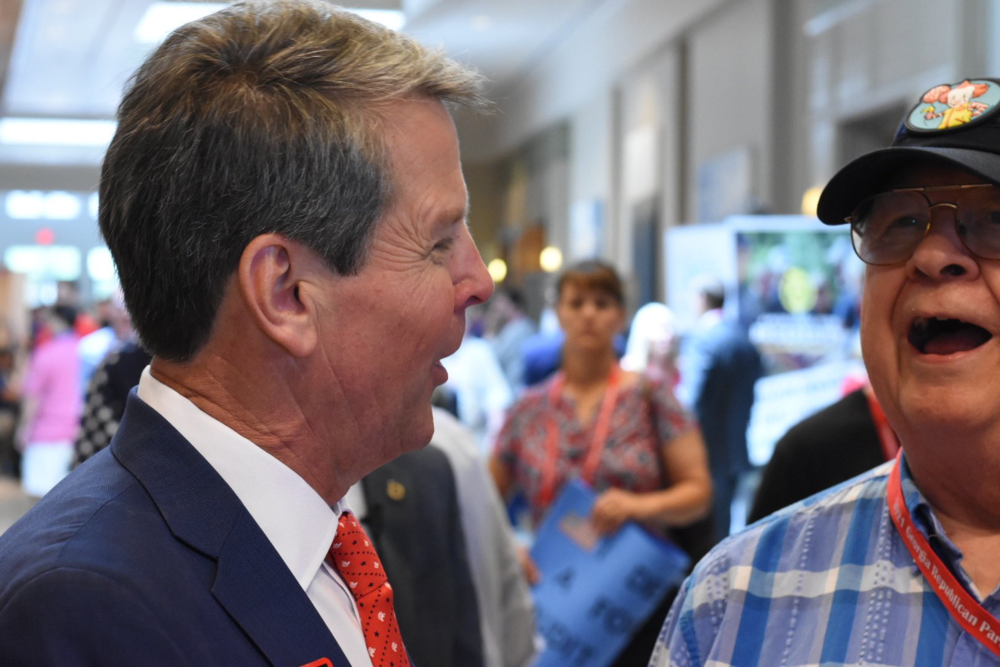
[430,408,539,667]
[137,368,372,667]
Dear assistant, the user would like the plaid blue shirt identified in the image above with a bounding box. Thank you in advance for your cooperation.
[650,456,1000,666]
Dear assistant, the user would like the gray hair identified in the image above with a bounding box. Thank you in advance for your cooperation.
[100,0,488,361]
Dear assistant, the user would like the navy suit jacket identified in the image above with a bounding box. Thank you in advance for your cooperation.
[681,318,762,477]
[0,394,350,666]
[361,446,483,667]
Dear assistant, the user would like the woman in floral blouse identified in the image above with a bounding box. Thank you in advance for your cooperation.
[489,259,712,539]
[489,261,713,665]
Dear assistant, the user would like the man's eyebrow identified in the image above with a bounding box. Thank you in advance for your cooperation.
[439,200,470,229]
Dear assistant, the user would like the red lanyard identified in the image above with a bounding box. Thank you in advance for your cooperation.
[887,453,1000,657]
[536,365,621,508]
[864,386,900,461]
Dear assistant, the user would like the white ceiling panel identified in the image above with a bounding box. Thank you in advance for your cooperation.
[405,0,600,91]
[0,0,618,163]
[4,0,160,117]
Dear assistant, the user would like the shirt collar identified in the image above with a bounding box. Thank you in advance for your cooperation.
[137,367,344,592]
[899,452,969,582]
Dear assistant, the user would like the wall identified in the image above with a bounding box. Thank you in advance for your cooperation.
[463,161,504,263]
[614,43,683,301]
[456,0,731,163]
[0,163,100,191]
[685,0,775,223]
[793,0,985,204]
[464,0,994,307]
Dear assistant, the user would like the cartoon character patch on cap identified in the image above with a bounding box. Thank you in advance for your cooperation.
[906,79,1000,133]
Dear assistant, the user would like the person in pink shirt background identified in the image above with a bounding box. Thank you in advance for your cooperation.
[16,305,81,497]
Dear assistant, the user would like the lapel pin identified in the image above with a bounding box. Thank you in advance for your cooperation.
[387,479,406,501]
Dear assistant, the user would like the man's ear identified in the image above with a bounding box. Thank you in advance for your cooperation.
[237,233,321,358]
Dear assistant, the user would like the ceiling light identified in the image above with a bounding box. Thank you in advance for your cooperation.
[349,9,406,31]
[5,191,84,220]
[488,258,507,283]
[800,185,823,217]
[134,2,229,44]
[87,247,117,282]
[540,247,563,273]
[0,118,117,147]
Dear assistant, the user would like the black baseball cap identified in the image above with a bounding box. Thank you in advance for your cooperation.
[817,78,1000,225]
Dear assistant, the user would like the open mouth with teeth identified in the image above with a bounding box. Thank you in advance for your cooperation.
[909,318,993,355]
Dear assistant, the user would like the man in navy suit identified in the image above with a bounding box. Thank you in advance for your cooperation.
[0,1,493,664]
[679,278,762,541]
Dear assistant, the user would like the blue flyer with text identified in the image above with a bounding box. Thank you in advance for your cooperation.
[529,480,690,667]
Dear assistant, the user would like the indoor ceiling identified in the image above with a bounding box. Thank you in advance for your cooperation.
[0,0,603,163]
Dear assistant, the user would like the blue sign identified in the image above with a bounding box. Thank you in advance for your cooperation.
[529,480,691,667]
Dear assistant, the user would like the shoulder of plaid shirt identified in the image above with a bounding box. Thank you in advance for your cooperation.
[649,454,1000,667]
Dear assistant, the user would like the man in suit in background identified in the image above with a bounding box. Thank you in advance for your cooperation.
[678,277,762,541]
[0,1,493,664]
[348,440,485,667]
[347,407,539,667]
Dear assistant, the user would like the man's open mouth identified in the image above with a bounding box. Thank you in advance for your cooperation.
[909,317,993,355]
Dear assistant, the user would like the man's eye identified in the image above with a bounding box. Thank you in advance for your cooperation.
[433,238,455,252]
[889,216,921,229]
[877,216,922,239]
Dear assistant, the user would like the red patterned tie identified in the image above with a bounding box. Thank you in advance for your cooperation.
[328,512,410,667]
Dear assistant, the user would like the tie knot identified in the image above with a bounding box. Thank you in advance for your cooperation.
[327,512,389,600]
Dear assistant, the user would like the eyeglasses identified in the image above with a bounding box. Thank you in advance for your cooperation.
[846,183,1000,265]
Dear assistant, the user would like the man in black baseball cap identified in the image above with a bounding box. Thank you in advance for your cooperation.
[651,78,1000,666]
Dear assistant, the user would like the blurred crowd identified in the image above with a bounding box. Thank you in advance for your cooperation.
[0,259,866,665]
[0,282,144,497]
[0,265,766,518]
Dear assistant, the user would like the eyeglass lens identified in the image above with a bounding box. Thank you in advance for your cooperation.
[850,187,1000,265]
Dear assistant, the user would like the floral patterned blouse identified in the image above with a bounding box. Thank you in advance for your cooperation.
[494,373,695,526]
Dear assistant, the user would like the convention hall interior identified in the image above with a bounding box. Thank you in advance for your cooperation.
[0,0,995,541]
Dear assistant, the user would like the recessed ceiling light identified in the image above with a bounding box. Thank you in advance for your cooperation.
[540,246,563,273]
[0,118,117,147]
[349,9,406,31]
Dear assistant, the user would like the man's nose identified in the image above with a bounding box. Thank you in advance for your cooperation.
[458,236,494,308]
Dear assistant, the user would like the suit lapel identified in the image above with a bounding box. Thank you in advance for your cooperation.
[112,394,349,667]
[212,512,350,666]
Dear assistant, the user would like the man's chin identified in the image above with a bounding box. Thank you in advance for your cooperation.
[400,407,436,453]
[897,389,998,439]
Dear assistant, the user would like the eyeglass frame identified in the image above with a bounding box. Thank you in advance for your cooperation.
[845,182,1000,265]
